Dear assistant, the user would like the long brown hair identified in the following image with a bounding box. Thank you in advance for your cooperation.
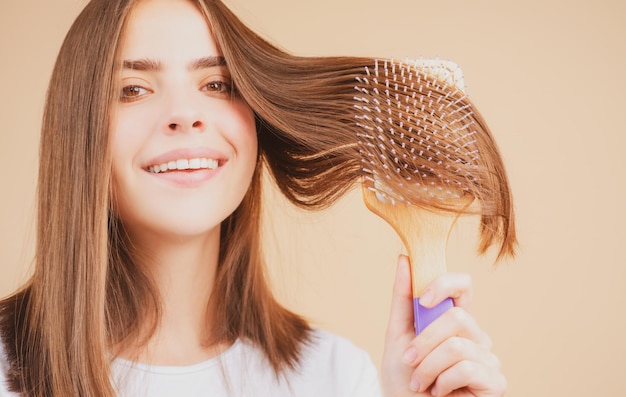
[201,0,515,257]
[0,0,517,395]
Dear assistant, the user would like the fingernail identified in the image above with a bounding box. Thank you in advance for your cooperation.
[420,289,434,307]
[402,346,418,364]
[409,378,421,392]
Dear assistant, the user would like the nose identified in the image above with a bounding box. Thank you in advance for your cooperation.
[163,93,206,134]
[167,119,204,132]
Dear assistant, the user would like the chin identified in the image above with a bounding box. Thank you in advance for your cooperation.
[154,213,226,238]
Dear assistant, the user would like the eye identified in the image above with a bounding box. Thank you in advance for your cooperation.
[201,79,234,96]
[120,85,150,101]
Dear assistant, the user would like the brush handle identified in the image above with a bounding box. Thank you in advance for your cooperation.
[414,297,454,334]
[361,183,466,335]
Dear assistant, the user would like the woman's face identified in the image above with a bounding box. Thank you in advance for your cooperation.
[110,0,257,241]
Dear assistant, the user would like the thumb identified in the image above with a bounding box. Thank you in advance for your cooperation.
[385,254,415,341]
[381,256,418,397]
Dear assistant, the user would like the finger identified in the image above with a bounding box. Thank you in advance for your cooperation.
[431,359,507,397]
[408,336,500,393]
[404,307,492,367]
[425,307,492,350]
[385,254,415,340]
[419,272,473,311]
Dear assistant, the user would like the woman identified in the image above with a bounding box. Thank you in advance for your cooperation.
[0,0,510,395]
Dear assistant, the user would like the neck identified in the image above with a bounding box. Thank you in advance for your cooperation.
[126,226,225,365]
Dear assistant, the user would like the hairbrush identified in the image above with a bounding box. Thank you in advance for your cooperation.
[354,58,511,334]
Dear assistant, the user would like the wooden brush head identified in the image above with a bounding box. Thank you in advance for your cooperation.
[361,179,472,295]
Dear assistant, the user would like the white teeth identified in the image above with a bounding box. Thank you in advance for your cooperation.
[147,158,220,173]
[189,158,201,169]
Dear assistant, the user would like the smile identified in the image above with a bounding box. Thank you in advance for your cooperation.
[147,158,219,174]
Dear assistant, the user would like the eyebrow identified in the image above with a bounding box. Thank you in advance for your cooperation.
[122,56,227,72]
[189,56,226,70]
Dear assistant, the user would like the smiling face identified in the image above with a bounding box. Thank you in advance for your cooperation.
[110,0,258,242]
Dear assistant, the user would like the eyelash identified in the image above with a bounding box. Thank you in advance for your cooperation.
[119,79,234,102]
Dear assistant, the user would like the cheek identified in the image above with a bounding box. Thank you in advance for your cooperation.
[108,147,131,218]
[218,100,258,168]
[108,108,151,209]
[111,107,154,160]
[217,102,258,211]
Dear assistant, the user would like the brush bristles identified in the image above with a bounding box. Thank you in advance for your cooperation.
[355,58,480,207]
[354,58,517,259]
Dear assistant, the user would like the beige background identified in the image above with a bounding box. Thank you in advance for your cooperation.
[1,0,625,396]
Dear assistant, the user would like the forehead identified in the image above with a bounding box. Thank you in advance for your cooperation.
[120,0,219,59]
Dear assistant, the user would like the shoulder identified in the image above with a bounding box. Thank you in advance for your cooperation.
[236,328,381,396]
[291,329,382,396]
[303,329,373,366]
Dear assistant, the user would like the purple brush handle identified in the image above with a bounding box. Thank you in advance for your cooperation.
[413,297,454,335]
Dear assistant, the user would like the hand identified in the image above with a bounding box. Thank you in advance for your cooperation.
[380,255,506,397]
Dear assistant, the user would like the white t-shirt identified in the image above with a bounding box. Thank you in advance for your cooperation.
[0,330,381,397]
